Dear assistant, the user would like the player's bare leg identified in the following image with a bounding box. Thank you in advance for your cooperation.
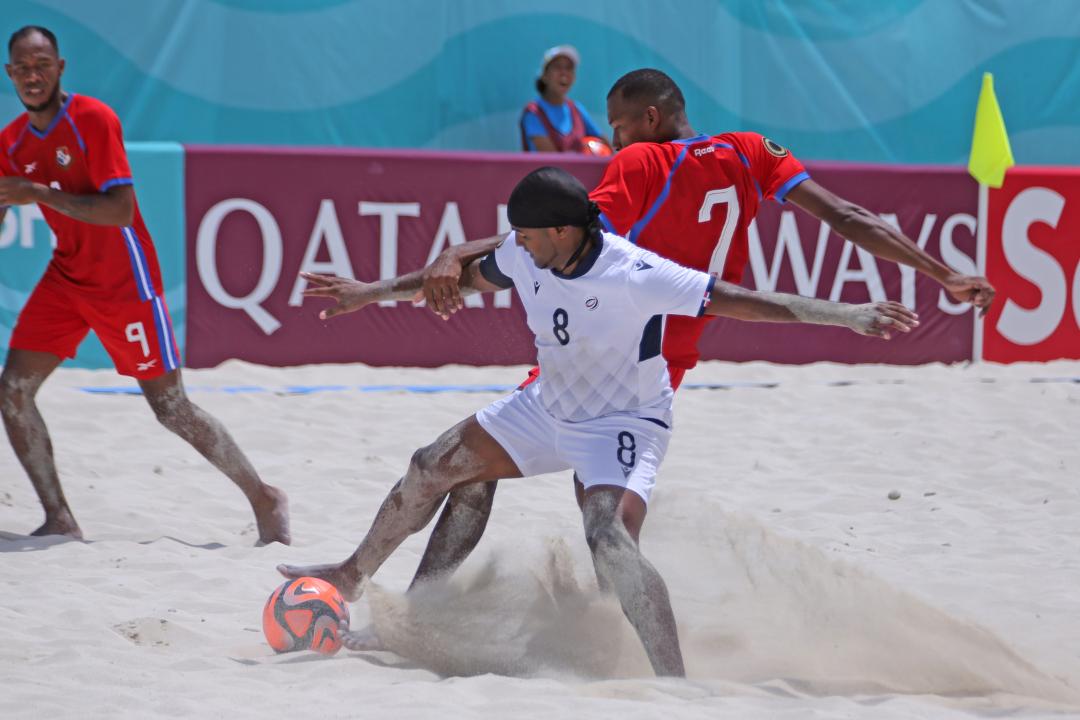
[139,370,291,546]
[408,479,498,589]
[278,415,520,602]
[581,485,685,677]
[339,479,500,652]
[0,349,81,538]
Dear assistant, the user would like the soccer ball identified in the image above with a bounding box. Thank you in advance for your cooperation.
[581,136,613,157]
[262,577,350,655]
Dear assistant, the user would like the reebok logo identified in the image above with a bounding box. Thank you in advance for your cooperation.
[24,161,37,174]
[533,281,541,294]
[633,260,654,271]
[136,359,159,372]
[693,146,715,157]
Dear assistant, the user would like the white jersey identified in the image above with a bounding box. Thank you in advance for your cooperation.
[480,231,714,424]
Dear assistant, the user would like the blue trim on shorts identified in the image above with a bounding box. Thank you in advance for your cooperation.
[121,226,154,301]
[151,296,178,371]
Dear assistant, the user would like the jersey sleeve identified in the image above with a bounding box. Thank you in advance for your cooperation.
[478,231,518,290]
[728,132,808,203]
[589,145,654,236]
[627,250,715,318]
[78,102,134,192]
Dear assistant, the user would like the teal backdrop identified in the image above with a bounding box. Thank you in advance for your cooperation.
[1,1,1078,369]
[1,1,1078,164]
[0,143,185,369]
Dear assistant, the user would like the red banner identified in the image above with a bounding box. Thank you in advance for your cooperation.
[982,167,1080,362]
[185,147,606,368]
[185,149,980,368]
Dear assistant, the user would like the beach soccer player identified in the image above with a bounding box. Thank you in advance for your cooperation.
[282,166,918,676]
[315,68,996,590]
[0,26,289,544]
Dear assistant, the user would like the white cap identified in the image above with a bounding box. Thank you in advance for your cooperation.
[539,45,580,75]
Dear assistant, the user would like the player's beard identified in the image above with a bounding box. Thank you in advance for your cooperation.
[21,84,61,113]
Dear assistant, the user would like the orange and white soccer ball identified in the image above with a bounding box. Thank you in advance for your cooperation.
[262,577,350,655]
[581,136,613,157]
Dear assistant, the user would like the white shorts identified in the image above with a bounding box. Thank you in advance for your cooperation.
[475,382,672,504]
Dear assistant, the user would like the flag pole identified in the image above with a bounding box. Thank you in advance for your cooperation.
[973,182,988,363]
[967,72,1013,364]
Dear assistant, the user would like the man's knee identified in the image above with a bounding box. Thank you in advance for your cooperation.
[407,444,456,503]
[449,480,496,513]
[584,516,627,556]
[145,391,193,434]
[0,374,33,418]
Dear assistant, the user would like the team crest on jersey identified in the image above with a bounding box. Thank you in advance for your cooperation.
[585,296,599,310]
[762,137,789,158]
[55,146,72,168]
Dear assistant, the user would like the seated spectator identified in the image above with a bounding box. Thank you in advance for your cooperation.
[519,45,611,153]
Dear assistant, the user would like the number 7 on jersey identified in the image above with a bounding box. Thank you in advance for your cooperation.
[698,187,740,277]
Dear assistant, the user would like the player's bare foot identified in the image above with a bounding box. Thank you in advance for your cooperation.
[339,621,387,652]
[276,561,363,601]
[253,485,291,546]
[30,509,83,540]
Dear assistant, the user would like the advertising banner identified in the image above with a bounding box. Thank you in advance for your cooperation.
[185,150,981,368]
[184,147,606,368]
[706,163,979,364]
[982,167,1080,362]
[0,142,186,369]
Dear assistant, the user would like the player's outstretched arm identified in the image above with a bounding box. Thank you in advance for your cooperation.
[0,177,134,226]
[422,235,504,318]
[300,256,504,321]
[786,180,995,314]
[300,268,429,320]
[704,280,919,339]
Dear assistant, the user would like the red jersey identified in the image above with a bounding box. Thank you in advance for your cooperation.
[0,94,163,302]
[590,132,808,369]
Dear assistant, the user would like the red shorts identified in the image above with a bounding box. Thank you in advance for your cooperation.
[518,365,688,391]
[10,273,180,379]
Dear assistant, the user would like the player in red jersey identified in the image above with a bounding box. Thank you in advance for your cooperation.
[0,26,289,544]
[300,69,995,600]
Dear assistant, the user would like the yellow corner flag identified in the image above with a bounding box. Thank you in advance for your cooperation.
[968,72,1014,188]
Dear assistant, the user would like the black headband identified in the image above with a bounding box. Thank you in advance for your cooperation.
[507,166,594,229]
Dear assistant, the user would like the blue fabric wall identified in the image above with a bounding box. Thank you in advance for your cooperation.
[2,1,1078,164]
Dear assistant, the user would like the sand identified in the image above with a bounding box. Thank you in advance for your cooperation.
[1,359,1078,719]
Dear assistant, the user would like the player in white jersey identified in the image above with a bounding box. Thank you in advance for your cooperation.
[279,167,917,676]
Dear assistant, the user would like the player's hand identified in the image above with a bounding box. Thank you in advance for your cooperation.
[421,248,465,320]
[299,272,380,320]
[846,301,919,339]
[0,177,40,205]
[942,273,996,316]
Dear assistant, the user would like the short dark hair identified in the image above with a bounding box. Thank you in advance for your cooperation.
[535,77,547,95]
[8,25,59,56]
[607,68,685,115]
